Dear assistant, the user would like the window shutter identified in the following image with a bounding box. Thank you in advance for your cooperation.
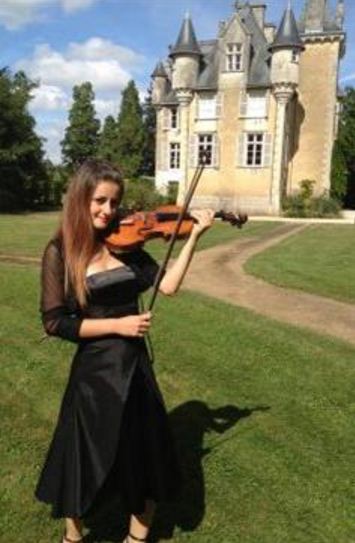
[213,134,220,168]
[263,133,273,167]
[239,90,248,117]
[161,140,168,171]
[216,92,224,118]
[237,133,245,167]
[177,106,180,129]
[189,135,197,168]
[162,108,170,130]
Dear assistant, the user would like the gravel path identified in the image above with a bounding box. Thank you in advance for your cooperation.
[183,223,355,346]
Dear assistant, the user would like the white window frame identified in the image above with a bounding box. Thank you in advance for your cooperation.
[197,94,217,120]
[197,134,214,167]
[226,43,243,72]
[169,142,180,170]
[246,133,264,167]
[240,90,268,118]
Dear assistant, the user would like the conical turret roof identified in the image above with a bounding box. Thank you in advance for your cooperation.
[151,61,168,78]
[269,3,304,51]
[170,13,201,57]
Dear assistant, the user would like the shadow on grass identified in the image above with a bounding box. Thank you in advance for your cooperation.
[83,401,269,542]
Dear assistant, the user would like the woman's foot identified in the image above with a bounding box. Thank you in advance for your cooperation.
[62,533,83,543]
[125,534,147,542]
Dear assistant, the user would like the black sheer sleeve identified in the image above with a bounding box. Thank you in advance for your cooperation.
[125,249,164,293]
[40,239,83,343]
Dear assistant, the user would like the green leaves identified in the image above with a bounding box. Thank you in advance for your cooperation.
[61,82,100,168]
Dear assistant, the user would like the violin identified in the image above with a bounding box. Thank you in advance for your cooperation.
[105,205,248,251]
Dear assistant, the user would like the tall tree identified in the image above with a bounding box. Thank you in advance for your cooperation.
[61,82,100,169]
[141,85,156,176]
[0,69,47,210]
[339,88,355,206]
[116,80,145,178]
[98,115,118,163]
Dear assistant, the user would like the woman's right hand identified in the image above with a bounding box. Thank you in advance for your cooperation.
[114,312,152,337]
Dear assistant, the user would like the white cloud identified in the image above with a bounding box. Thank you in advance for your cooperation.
[16,40,142,92]
[31,84,69,111]
[340,73,355,84]
[18,37,146,162]
[60,0,98,13]
[0,0,99,29]
[0,0,48,29]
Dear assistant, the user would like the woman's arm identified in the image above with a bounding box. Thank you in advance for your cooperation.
[41,240,151,341]
[158,209,214,295]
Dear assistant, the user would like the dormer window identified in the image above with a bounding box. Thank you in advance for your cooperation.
[226,43,243,72]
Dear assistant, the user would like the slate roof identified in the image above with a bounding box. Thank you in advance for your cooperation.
[151,61,168,78]
[269,4,304,51]
[170,13,201,57]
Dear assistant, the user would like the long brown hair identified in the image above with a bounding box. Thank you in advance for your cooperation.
[60,159,124,307]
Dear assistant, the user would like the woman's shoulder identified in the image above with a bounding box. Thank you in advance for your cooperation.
[42,234,64,262]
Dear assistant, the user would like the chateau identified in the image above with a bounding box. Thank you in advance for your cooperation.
[151,0,346,215]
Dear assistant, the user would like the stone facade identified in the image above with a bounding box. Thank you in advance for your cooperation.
[152,1,346,215]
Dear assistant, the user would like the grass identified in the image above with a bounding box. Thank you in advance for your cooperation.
[1,262,355,542]
[0,211,280,259]
[245,224,355,303]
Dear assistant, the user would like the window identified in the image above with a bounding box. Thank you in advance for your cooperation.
[246,133,264,166]
[291,49,299,63]
[198,95,217,119]
[240,90,267,118]
[162,107,179,130]
[198,134,214,166]
[169,143,180,169]
[171,107,178,129]
[226,43,243,72]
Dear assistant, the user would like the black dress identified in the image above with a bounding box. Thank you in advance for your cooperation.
[35,239,181,519]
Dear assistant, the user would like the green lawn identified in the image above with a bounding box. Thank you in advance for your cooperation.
[245,224,355,303]
[1,262,354,543]
[0,212,279,259]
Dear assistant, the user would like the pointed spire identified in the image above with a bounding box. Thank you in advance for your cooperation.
[151,61,168,78]
[335,0,345,29]
[269,2,304,51]
[170,13,201,57]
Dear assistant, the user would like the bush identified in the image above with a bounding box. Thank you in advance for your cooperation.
[282,179,341,218]
[122,177,165,210]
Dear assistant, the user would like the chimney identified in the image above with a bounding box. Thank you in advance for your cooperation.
[250,3,266,30]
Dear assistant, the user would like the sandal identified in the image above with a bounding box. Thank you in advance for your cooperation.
[125,533,147,542]
[62,534,84,543]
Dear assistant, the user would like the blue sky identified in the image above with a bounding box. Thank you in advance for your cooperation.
[1,0,353,163]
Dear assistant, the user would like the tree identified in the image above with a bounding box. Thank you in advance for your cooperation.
[330,139,348,201]
[98,115,118,163]
[116,80,145,178]
[0,69,47,211]
[335,87,355,207]
[141,85,156,176]
[61,82,100,169]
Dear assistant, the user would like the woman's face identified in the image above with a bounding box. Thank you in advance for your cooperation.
[90,180,121,230]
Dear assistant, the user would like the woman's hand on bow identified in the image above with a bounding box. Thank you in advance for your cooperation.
[114,312,152,337]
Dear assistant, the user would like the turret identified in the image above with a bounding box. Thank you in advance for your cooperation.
[302,0,326,33]
[151,61,168,104]
[269,2,304,92]
[335,0,345,29]
[169,13,201,90]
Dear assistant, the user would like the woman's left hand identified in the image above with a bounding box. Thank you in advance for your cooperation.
[190,209,215,237]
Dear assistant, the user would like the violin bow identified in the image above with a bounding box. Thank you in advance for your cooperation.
[148,152,208,312]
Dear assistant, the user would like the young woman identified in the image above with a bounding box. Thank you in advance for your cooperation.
[35,159,213,543]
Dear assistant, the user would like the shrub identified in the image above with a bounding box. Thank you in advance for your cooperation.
[122,177,165,210]
[282,179,341,218]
